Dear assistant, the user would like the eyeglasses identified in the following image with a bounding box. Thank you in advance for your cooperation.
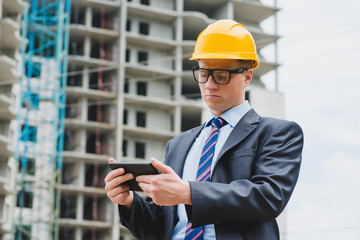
[192,66,248,85]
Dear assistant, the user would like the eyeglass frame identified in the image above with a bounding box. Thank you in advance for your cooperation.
[192,66,248,85]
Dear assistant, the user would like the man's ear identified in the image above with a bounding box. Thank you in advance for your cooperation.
[244,69,253,87]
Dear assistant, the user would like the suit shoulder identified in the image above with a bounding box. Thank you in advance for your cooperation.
[259,117,303,134]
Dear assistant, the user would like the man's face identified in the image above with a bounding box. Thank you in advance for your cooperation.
[198,59,253,116]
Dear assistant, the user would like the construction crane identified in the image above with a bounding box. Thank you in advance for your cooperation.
[14,0,71,239]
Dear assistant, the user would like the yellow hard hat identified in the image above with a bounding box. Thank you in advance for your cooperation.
[190,19,259,69]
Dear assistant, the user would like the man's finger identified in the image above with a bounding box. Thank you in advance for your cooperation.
[136,174,155,183]
[105,173,134,191]
[151,158,174,174]
[104,167,125,183]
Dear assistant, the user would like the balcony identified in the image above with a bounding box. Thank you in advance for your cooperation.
[69,24,119,42]
[0,55,18,81]
[126,32,176,51]
[233,0,279,24]
[246,26,280,50]
[67,55,118,69]
[0,95,15,120]
[59,184,106,195]
[66,86,116,100]
[65,119,115,132]
[253,58,279,78]
[125,63,176,79]
[123,125,176,141]
[0,18,21,50]
[127,2,177,22]
[182,11,211,41]
[0,159,11,194]
[124,93,175,110]
[184,0,228,19]
[71,0,120,10]
[2,0,26,15]
[63,151,110,164]
[59,218,112,229]
[0,134,12,156]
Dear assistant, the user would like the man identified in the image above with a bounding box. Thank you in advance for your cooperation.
[105,19,303,240]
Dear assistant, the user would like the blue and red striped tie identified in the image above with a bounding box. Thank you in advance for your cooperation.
[184,117,227,240]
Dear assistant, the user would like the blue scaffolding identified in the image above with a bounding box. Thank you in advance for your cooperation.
[14,0,71,239]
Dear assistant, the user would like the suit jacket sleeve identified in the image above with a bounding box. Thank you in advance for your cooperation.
[118,191,165,240]
[186,120,304,228]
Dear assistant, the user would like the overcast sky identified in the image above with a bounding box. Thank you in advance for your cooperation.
[261,0,360,239]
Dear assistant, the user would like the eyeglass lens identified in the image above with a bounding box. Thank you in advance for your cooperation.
[194,69,230,84]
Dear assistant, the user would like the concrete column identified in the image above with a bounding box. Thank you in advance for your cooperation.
[82,67,89,89]
[115,1,127,162]
[78,96,87,153]
[85,5,92,28]
[84,37,91,58]
[174,0,183,134]
[75,227,82,240]
[227,0,234,19]
[113,1,128,239]
[0,0,3,18]
[75,162,85,239]
[75,161,84,239]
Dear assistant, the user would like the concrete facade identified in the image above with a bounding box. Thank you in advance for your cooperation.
[60,1,283,239]
[0,0,25,239]
[1,0,283,239]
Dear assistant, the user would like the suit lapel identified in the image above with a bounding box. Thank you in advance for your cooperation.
[172,125,203,177]
[214,109,260,168]
[165,125,203,239]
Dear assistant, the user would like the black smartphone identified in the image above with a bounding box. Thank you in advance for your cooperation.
[108,162,160,191]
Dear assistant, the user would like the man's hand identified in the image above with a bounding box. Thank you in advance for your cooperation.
[104,158,134,209]
[136,158,192,206]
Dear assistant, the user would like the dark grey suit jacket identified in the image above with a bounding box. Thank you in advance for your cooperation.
[119,109,304,240]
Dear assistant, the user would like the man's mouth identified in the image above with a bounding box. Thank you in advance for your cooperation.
[206,94,220,99]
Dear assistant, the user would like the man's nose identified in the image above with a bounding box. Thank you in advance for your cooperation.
[205,75,218,89]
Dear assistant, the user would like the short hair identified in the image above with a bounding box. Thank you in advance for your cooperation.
[238,60,253,69]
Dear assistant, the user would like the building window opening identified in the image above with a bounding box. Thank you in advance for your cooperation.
[136,81,147,96]
[139,22,149,35]
[137,51,148,65]
[135,142,145,159]
[126,49,130,62]
[18,158,35,175]
[122,140,128,157]
[123,109,128,125]
[124,78,130,93]
[141,0,150,6]
[16,190,33,208]
[136,111,146,127]
[126,19,131,32]
[60,194,76,219]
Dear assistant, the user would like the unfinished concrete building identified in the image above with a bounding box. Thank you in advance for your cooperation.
[0,0,25,239]
[60,0,282,239]
[0,0,281,239]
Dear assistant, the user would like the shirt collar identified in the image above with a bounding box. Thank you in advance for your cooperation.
[205,101,251,128]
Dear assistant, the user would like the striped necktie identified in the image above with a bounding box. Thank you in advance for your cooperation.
[184,117,227,240]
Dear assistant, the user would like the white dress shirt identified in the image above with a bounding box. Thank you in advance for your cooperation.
[172,101,251,240]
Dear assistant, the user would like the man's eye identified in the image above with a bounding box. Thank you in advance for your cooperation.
[199,71,208,77]
[214,72,228,81]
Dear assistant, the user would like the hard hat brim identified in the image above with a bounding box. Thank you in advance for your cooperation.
[189,53,259,69]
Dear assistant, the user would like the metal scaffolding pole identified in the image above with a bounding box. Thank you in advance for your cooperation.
[14,1,71,239]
